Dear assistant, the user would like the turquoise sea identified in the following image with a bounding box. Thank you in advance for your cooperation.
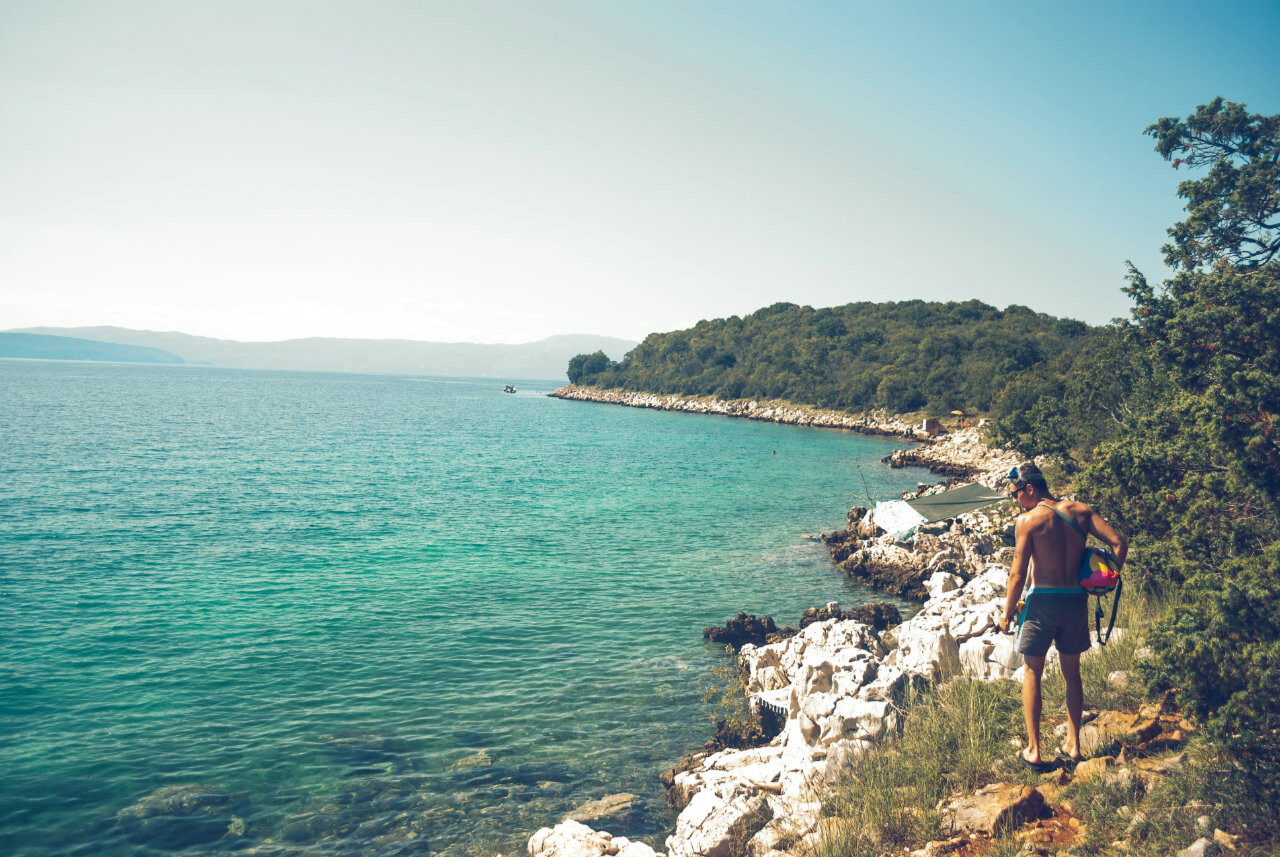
[0,361,926,857]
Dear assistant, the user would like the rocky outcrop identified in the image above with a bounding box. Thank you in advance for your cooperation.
[882,427,1022,479]
[703,614,779,649]
[1078,695,1195,757]
[527,560,1024,857]
[528,547,1035,857]
[797,601,900,632]
[825,503,1015,600]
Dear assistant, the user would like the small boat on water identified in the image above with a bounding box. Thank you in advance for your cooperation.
[503,384,516,394]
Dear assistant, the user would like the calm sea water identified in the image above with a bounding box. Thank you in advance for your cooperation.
[0,361,925,857]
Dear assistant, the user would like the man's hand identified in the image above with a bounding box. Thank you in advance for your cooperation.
[999,615,1012,635]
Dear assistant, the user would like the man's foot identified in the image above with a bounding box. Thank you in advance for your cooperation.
[1020,747,1055,772]
[1057,743,1085,763]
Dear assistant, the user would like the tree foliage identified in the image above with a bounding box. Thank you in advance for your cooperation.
[1125,261,1280,504]
[1145,97,1280,270]
[567,300,1095,415]
[567,350,612,384]
[1143,543,1280,808]
[986,325,1150,467]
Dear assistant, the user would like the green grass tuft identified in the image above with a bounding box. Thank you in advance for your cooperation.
[816,679,1022,857]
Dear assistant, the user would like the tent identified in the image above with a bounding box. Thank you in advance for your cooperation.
[873,482,1007,537]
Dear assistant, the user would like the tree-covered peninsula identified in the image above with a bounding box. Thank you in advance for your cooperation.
[568,299,1096,415]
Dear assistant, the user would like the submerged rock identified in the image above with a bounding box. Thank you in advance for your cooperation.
[567,793,639,824]
[116,784,246,850]
[450,749,494,769]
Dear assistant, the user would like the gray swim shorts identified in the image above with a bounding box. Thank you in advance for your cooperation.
[1017,589,1090,657]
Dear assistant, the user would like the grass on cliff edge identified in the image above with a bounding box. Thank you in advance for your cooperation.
[815,678,1021,857]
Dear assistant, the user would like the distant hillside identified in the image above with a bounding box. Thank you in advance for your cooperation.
[11,327,636,380]
[0,333,185,365]
[567,299,1097,414]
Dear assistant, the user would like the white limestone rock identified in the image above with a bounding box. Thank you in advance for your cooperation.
[666,784,773,857]
[886,624,961,682]
[925,571,963,599]
[528,821,632,857]
[616,841,662,857]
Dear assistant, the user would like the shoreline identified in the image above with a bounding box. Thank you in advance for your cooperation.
[534,386,1028,857]
[549,385,1018,480]
[548,385,924,440]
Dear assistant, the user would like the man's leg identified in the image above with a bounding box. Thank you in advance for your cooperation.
[1059,654,1084,760]
[1022,655,1046,763]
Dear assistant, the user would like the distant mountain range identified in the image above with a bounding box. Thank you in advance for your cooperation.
[6,326,637,381]
[0,332,186,364]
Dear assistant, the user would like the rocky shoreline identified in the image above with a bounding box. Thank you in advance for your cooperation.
[527,389,1043,857]
[548,386,1019,479]
[548,386,925,442]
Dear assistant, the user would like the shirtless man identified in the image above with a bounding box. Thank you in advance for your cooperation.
[997,462,1127,767]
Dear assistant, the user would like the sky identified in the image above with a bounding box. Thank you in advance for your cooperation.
[2,1,1278,345]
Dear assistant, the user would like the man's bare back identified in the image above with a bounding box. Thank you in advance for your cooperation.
[1018,499,1090,588]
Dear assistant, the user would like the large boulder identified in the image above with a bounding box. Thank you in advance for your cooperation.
[925,571,963,600]
[666,783,773,857]
[942,783,1045,836]
[528,820,662,857]
[959,633,1021,680]
[886,625,961,682]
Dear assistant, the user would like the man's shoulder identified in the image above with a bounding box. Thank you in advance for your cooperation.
[1020,502,1057,520]
[1059,498,1095,516]
[1015,504,1053,531]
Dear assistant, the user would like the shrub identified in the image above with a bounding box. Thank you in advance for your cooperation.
[1141,542,1280,822]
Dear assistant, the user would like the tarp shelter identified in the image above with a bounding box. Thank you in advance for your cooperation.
[874,482,1007,537]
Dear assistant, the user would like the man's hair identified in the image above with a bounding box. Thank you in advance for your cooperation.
[1009,461,1049,493]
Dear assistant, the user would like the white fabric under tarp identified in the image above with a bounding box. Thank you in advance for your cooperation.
[872,500,928,537]
[875,482,1007,539]
[750,687,791,717]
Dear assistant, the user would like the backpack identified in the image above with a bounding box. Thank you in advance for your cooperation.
[1040,502,1124,645]
[1080,546,1120,594]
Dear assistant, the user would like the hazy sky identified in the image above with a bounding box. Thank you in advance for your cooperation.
[2,1,1277,344]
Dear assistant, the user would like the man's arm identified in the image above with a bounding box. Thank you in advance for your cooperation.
[1086,508,1129,569]
[1000,514,1031,634]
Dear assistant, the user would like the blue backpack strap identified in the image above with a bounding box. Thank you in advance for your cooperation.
[1039,501,1085,538]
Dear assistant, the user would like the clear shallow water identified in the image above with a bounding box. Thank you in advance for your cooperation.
[0,362,925,857]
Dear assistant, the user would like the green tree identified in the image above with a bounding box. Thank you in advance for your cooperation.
[1116,99,1280,815]
[567,350,613,384]
[1145,97,1280,270]
[1132,98,1280,502]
